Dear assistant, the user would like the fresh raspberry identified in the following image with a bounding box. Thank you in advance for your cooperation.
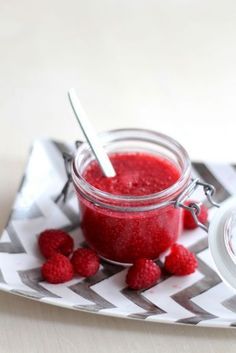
[126,258,161,290]
[71,248,100,277]
[41,253,74,284]
[164,244,198,275]
[183,200,208,230]
[38,229,74,259]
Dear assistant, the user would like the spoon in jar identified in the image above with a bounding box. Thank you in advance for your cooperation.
[68,88,116,178]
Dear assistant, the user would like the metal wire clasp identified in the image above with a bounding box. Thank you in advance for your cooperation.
[174,178,220,232]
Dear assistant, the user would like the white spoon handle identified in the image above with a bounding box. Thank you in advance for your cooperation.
[68,88,116,178]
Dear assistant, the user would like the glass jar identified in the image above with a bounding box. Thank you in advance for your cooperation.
[71,128,191,264]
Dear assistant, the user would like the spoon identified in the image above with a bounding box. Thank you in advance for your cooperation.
[68,88,116,178]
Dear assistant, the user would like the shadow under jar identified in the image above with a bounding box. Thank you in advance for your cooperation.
[72,128,191,265]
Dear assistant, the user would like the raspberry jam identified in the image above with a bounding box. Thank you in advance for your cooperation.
[72,129,191,264]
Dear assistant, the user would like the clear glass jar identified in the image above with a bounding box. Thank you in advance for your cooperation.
[71,128,191,264]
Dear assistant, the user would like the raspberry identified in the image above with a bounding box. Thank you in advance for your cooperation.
[38,229,74,259]
[41,253,74,284]
[164,244,198,275]
[183,200,208,230]
[71,248,100,277]
[126,258,161,290]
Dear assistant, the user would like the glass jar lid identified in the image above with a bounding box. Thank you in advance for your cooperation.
[209,197,236,290]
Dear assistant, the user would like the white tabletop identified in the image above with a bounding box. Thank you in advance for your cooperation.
[1,1,236,352]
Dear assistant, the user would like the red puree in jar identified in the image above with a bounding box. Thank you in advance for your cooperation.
[78,152,182,263]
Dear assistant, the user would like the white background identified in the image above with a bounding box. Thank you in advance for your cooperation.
[1,1,236,352]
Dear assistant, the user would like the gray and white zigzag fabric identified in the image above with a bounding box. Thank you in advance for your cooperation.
[1,139,236,328]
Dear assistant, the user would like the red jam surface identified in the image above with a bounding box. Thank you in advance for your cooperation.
[83,153,180,196]
[76,152,182,263]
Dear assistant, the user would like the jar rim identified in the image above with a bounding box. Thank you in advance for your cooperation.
[72,128,191,207]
